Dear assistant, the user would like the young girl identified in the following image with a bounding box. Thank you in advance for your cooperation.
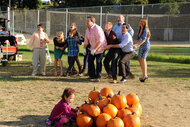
[46,88,78,126]
[53,32,65,76]
[65,30,81,76]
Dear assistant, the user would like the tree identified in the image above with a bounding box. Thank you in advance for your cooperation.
[22,0,42,9]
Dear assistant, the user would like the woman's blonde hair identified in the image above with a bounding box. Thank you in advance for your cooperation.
[138,18,151,39]
[57,31,65,43]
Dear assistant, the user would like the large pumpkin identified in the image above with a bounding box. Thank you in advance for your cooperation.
[100,87,114,97]
[123,113,140,127]
[96,113,111,127]
[95,94,109,110]
[103,104,118,118]
[128,103,142,117]
[88,87,100,104]
[117,108,132,120]
[76,111,93,127]
[126,93,140,107]
[87,101,101,117]
[111,91,127,110]
[107,117,124,127]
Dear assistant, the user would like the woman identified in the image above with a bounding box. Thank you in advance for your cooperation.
[67,23,84,74]
[53,31,65,76]
[134,18,151,82]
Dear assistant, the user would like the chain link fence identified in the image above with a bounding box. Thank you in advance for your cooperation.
[1,2,190,43]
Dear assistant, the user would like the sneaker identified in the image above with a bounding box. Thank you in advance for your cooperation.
[31,73,36,76]
[120,77,127,83]
[79,73,84,76]
[41,72,46,76]
[113,80,117,84]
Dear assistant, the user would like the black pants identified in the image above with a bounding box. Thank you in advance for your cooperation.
[81,50,90,73]
[88,53,104,79]
[67,56,77,73]
[103,49,119,80]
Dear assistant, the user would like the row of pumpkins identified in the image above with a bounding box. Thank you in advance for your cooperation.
[76,87,142,127]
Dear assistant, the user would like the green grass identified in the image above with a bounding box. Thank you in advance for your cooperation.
[18,44,190,64]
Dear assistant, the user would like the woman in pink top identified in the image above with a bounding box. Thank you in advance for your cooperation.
[83,16,107,82]
[46,88,78,127]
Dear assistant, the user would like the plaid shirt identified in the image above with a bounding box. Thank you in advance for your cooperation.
[65,37,80,56]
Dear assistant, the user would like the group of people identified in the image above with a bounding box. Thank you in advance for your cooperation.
[29,15,151,83]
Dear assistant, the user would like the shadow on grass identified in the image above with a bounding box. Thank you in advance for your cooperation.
[0,115,48,127]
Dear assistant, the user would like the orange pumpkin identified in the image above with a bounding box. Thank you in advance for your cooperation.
[95,94,109,110]
[128,103,142,117]
[100,87,114,97]
[103,104,118,118]
[96,113,111,127]
[87,101,101,117]
[111,91,127,110]
[107,117,124,127]
[123,113,140,127]
[76,111,93,127]
[88,87,100,104]
[79,101,89,113]
[117,108,132,119]
[126,93,140,107]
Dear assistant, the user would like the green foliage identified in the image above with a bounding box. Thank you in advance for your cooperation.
[22,0,42,9]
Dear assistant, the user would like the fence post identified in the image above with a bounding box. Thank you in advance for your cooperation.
[12,10,14,35]
[7,7,10,30]
[37,10,40,25]
[100,6,102,27]
[46,10,50,35]
[66,8,68,36]
[141,5,144,18]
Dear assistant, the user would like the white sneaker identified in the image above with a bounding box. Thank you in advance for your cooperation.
[79,73,84,76]
[41,72,46,76]
[31,73,36,76]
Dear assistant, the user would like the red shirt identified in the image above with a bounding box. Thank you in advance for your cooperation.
[49,99,77,121]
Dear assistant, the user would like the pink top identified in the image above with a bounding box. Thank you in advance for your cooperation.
[29,31,49,50]
[49,100,77,121]
[84,24,107,54]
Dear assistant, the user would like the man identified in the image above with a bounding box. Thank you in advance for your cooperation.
[103,22,120,84]
[29,24,49,76]
[83,16,107,81]
[113,15,135,79]
[105,23,135,83]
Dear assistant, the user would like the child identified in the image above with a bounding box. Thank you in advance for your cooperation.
[46,88,78,126]
[53,32,66,76]
[65,30,81,76]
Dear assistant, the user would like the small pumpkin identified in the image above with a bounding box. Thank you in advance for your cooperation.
[96,113,111,127]
[103,104,118,118]
[76,110,93,127]
[126,93,140,107]
[88,87,100,104]
[100,87,114,97]
[128,103,142,117]
[87,100,101,117]
[79,101,89,113]
[117,107,132,120]
[95,94,109,110]
[107,117,124,127]
[123,113,140,127]
[111,91,127,110]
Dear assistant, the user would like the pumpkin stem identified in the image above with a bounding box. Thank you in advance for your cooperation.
[113,116,117,119]
[94,101,99,106]
[93,86,96,91]
[84,101,88,104]
[98,94,103,100]
[89,98,92,105]
[132,112,135,115]
[81,109,84,114]
[107,95,112,98]
[117,91,121,95]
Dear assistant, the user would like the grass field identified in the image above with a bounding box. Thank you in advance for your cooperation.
[0,45,190,127]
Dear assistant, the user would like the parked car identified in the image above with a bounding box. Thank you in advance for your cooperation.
[0,18,18,62]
